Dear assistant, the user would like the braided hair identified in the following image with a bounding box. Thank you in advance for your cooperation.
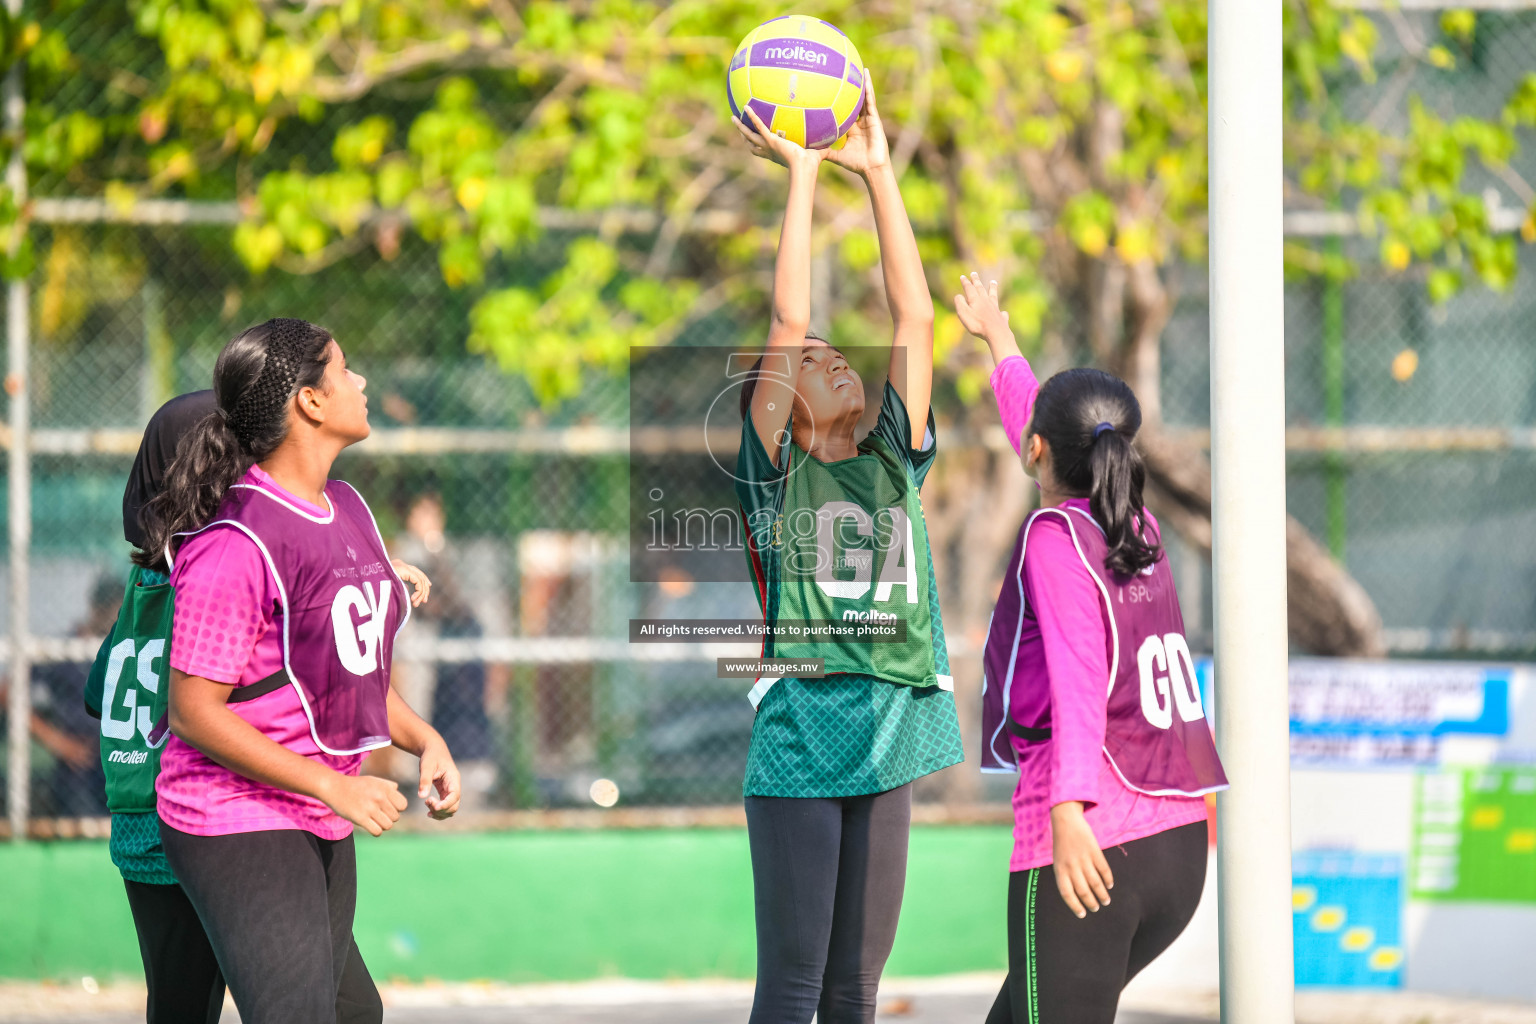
[135,318,333,568]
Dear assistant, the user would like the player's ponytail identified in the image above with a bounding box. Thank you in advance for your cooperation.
[1028,368,1161,577]
[135,318,333,569]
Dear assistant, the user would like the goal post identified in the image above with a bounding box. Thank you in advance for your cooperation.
[1208,1,1296,1020]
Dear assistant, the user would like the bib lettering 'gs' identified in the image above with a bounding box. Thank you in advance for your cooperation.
[180,482,406,756]
[979,506,1227,797]
[84,567,176,814]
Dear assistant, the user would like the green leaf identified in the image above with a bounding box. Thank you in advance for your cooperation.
[375,158,419,209]
[1062,193,1116,257]
[1440,10,1476,44]
[232,222,283,274]
[839,230,880,273]
[334,116,393,168]
[439,233,485,289]
[1426,267,1461,304]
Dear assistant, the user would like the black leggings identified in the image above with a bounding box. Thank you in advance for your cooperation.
[986,820,1208,1024]
[745,783,912,1024]
[122,880,224,1024]
[159,824,383,1024]
[123,879,380,1024]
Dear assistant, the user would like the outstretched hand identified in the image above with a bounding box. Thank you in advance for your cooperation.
[955,271,1023,366]
[734,106,825,172]
[823,73,890,177]
[954,272,1011,342]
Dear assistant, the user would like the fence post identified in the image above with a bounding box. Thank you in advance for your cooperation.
[4,0,29,843]
[142,276,173,420]
[1322,234,1347,561]
[1209,0,1295,1020]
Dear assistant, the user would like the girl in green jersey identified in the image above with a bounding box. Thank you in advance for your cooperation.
[731,75,963,1024]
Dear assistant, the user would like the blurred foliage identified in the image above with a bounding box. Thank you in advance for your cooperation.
[8,0,1536,403]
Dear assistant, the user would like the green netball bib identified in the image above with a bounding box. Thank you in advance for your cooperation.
[762,433,950,699]
[83,567,174,814]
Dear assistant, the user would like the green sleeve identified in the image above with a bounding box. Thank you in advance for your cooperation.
[82,620,116,720]
[734,411,788,527]
[869,382,938,490]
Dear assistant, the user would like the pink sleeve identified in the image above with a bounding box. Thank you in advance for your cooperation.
[170,526,279,685]
[1023,515,1111,810]
[990,355,1040,456]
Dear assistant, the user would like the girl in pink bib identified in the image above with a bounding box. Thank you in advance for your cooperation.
[954,275,1227,1024]
[140,318,460,1024]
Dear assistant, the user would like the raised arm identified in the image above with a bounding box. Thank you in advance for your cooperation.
[827,74,934,441]
[955,272,1024,367]
[735,107,825,467]
[956,272,1036,455]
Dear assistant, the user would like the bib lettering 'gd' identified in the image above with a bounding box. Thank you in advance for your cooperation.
[980,506,1227,797]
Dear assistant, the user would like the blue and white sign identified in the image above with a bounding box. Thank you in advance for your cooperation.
[1288,659,1508,737]
[1195,658,1513,767]
[1288,659,1509,766]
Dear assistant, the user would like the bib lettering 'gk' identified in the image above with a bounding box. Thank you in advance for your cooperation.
[331,580,393,675]
[178,481,407,756]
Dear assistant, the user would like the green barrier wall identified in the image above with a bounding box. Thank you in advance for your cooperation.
[0,826,1012,982]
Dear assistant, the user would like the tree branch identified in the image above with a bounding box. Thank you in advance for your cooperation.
[1124,258,1172,421]
[1138,423,1385,656]
[644,163,726,278]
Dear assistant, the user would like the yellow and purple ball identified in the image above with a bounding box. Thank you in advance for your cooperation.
[727,14,865,151]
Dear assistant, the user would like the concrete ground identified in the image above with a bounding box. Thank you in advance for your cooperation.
[4,977,1536,1024]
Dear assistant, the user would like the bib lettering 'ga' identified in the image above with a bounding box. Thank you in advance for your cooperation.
[743,428,952,708]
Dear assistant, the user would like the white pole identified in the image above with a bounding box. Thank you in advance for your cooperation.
[4,0,29,843]
[1209,1,1294,1021]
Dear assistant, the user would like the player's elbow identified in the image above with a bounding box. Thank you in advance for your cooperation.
[893,297,936,328]
[167,696,195,743]
[166,686,209,746]
[769,310,810,338]
[891,314,935,345]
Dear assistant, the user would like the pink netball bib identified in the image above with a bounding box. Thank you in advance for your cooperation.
[980,506,1227,797]
[179,480,405,756]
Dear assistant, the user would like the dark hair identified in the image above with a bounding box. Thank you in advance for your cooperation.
[135,318,333,567]
[739,329,827,420]
[1028,367,1161,576]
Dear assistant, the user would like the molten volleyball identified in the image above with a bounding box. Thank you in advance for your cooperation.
[727,14,865,151]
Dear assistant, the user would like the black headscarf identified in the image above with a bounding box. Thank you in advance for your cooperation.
[122,389,218,550]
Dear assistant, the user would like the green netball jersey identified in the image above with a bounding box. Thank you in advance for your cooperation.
[82,566,178,884]
[736,382,964,798]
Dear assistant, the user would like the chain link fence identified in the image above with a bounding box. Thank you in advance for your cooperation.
[2,6,1535,832]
